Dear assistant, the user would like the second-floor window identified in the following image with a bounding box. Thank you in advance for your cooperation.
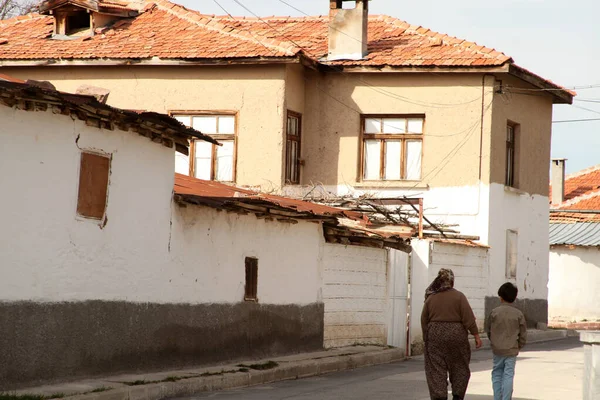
[174,113,236,182]
[286,111,302,184]
[361,116,423,181]
[505,123,518,188]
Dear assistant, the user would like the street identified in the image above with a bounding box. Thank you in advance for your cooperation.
[173,338,583,400]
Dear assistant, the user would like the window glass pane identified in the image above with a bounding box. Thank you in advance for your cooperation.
[407,118,424,134]
[382,118,406,134]
[194,141,212,180]
[365,118,381,134]
[216,141,234,181]
[192,116,217,134]
[406,140,422,180]
[175,153,189,176]
[218,116,235,134]
[174,115,191,127]
[384,140,401,180]
[364,140,381,180]
[507,125,514,142]
[291,141,298,182]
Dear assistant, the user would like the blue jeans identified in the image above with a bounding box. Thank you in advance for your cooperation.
[492,355,517,400]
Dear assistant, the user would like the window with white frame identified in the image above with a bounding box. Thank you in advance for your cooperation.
[173,114,236,182]
[361,116,423,181]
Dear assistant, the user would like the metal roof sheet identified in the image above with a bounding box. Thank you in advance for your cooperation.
[549,222,600,246]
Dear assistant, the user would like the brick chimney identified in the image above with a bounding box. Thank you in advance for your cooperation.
[551,159,566,205]
[328,0,368,61]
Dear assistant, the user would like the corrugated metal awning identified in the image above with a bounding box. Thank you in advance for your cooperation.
[549,223,600,246]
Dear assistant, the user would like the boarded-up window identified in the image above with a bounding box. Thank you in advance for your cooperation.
[506,230,518,279]
[245,257,258,301]
[77,152,110,219]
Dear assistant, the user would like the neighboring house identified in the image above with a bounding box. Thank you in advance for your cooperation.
[0,0,574,336]
[0,78,412,388]
[548,160,600,330]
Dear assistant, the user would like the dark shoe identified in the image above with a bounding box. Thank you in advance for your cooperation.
[452,395,463,400]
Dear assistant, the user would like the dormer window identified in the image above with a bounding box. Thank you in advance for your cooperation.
[39,0,140,38]
[65,10,91,35]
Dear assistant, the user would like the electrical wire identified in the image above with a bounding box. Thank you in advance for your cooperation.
[552,118,600,124]
[232,0,487,109]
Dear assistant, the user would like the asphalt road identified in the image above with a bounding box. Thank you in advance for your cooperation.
[172,337,583,400]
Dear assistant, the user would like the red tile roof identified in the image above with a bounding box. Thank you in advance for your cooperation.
[174,173,364,221]
[0,78,217,152]
[0,0,511,67]
[551,165,600,210]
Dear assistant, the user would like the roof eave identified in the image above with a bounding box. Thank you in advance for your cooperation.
[0,56,301,68]
[508,64,574,105]
[321,63,512,74]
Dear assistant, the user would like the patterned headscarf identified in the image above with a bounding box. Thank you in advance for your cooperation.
[424,268,455,300]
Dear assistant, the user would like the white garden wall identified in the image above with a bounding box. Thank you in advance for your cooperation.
[321,243,388,348]
[169,203,324,305]
[410,239,489,352]
[549,247,600,323]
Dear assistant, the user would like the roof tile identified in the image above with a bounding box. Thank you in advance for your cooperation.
[0,0,512,67]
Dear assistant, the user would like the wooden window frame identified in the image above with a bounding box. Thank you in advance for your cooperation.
[285,110,302,185]
[170,111,238,183]
[76,151,111,220]
[358,114,425,182]
[505,122,519,188]
[244,257,258,302]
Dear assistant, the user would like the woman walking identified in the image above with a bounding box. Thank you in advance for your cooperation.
[421,268,482,400]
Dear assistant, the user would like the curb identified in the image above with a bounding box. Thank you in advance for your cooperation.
[66,348,405,400]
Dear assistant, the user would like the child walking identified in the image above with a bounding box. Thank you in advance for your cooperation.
[485,282,527,400]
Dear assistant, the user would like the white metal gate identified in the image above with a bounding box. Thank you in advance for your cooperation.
[387,249,409,350]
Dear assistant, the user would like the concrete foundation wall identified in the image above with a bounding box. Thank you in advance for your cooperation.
[0,301,323,390]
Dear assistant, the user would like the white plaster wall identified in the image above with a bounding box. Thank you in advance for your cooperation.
[169,204,323,305]
[0,106,176,303]
[321,243,388,347]
[409,239,432,347]
[284,183,492,244]
[549,247,600,323]
[429,242,489,330]
[487,183,549,301]
[409,239,488,347]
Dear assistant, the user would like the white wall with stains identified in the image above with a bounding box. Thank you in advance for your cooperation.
[487,183,550,303]
[0,106,176,303]
[549,247,600,323]
[0,104,326,306]
[168,203,324,305]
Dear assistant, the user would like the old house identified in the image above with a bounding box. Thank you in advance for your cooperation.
[0,78,413,388]
[0,0,573,349]
[548,160,600,330]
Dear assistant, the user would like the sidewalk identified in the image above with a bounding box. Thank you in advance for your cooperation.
[10,329,572,400]
[10,345,404,400]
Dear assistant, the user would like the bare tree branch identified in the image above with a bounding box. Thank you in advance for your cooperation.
[0,0,37,20]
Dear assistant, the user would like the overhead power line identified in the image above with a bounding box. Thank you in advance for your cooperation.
[552,118,600,124]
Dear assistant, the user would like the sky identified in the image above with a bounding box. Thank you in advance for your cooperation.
[179,0,600,174]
